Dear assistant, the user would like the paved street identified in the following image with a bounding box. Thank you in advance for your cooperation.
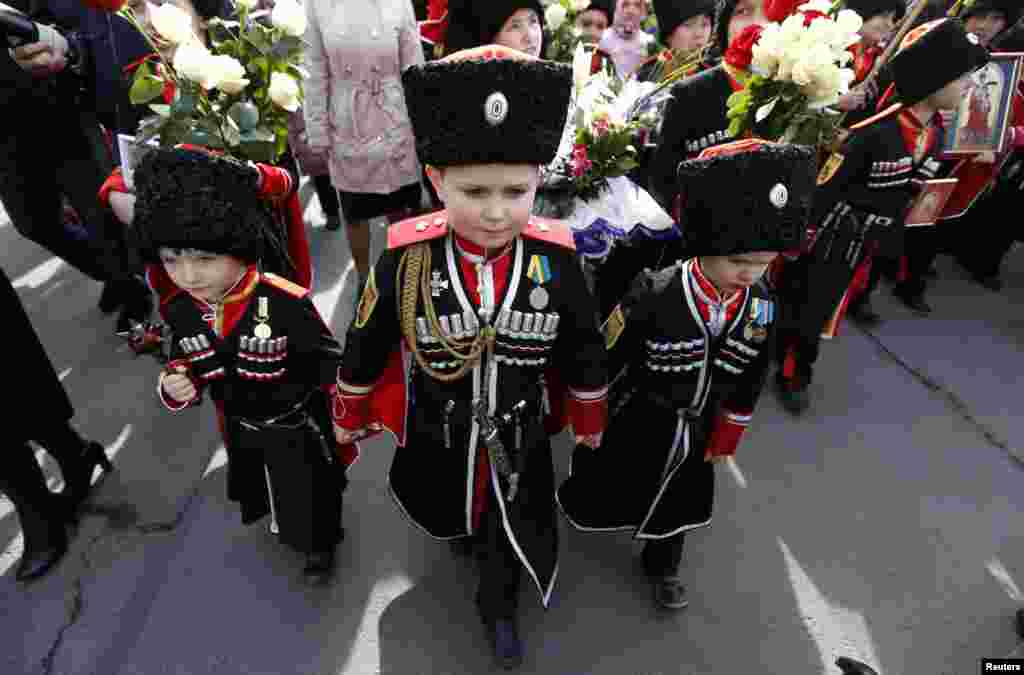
[2,192,1024,675]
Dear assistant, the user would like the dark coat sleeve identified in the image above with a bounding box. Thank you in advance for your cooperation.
[338,246,402,387]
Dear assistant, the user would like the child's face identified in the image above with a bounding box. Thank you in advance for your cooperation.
[576,9,610,44]
[965,11,1008,47]
[427,163,540,251]
[669,13,712,54]
[615,0,647,34]
[860,11,898,47]
[495,9,543,58]
[700,251,778,296]
[727,0,767,47]
[158,248,247,303]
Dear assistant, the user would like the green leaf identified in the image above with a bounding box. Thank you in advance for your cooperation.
[243,29,273,56]
[239,140,277,163]
[240,125,276,143]
[270,35,304,60]
[171,92,196,116]
[130,75,165,105]
[149,104,172,117]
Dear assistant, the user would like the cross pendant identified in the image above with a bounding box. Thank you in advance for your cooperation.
[430,271,450,297]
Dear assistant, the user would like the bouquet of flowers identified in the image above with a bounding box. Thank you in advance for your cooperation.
[543,0,595,63]
[724,0,863,148]
[553,43,671,200]
[119,0,308,164]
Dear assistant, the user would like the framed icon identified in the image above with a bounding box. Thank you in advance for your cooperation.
[941,53,1024,156]
[905,178,959,227]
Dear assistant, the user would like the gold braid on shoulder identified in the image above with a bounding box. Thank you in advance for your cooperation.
[396,242,496,383]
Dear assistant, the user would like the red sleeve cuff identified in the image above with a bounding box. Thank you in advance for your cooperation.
[333,380,373,430]
[706,410,751,459]
[98,168,127,208]
[1011,126,1024,149]
[256,164,294,200]
[567,386,608,436]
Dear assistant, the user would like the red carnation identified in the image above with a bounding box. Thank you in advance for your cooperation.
[724,25,763,71]
[80,0,126,11]
[763,0,804,23]
[801,9,828,26]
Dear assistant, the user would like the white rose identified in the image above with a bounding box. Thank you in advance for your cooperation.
[148,2,197,45]
[269,72,301,111]
[234,0,259,9]
[209,54,249,94]
[271,0,308,37]
[797,0,833,15]
[173,40,214,84]
[572,42,591,97]
[834,9,864,39]
[545,3,568,30]
[570,0,591,11]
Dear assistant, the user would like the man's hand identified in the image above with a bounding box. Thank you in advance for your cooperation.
[575,432,603,449]
[334,423,380,445]
[161,365,197,403]
[11,24,70,77]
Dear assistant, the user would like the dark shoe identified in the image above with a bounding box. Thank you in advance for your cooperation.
[1016,607,1024,640]
[15,530,68,583]
[848,299,882,327]
[893,288,932,315]
[97,282,124,314]
[776,377,810,415]
[115,282,155,337]
[485,618,524,670]
[835,656,879,675]
[303,549,336,585]
[651,575,688,610]
[60,441,114,518]
[324,213,341,231]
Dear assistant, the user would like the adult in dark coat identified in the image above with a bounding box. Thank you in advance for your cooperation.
[0,266,112,582]
[7,0,156,331]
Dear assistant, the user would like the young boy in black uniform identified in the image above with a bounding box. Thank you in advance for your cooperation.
[774,18,989,414]
[135,147,348,585]
[332,46,608,669]
[558,138,816,611]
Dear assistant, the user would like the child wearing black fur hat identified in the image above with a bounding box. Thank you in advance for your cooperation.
[136,147,349,586]
[577,0,615,44]
[773,18,989,414]
[635,0,716,82]
[558,138,816,611]
[333,45,607,669]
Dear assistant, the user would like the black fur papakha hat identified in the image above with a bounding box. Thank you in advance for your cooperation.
[843,0,906,22]
[676,139,816,255]
[890,18,990,106]
[134,147,272,263]
[656,0,716,45]
[962,0,1023,29]
[443,0,545,54]
[401,45,572,167]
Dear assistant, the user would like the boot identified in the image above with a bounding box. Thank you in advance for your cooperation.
[481,614,523,670]
[324,213,341,231]
[892,286,932,316]
[651,576,688,610]
[36,425,113,517]
[847,297,881,327]
[835,656,879,675]
[115,279,155,337]
[97,282,124,314]
[2,444,70,583]
[303,548,335,586]
[775,374,810,415]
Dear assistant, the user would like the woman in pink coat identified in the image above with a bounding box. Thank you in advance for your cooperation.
[303,0,425,293]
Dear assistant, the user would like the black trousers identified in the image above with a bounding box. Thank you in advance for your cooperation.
[475,489,522,623]
[311,174,340,218]
[641,532,686,578]
[950,186,1017,279]
[0,442,65,552]
[895,226,942,298]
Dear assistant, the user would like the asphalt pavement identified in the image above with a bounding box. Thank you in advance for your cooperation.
[2,193,1023,675]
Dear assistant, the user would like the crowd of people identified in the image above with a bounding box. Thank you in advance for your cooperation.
[3,0,1023,671]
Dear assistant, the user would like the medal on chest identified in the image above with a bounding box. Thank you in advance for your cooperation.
[742,298,772,343]
[253,296,272,339]
[526,254,552,311]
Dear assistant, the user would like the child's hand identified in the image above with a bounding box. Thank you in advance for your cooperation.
[162,365,197,403]
[575,432,603,449]
[334,424,366,445]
